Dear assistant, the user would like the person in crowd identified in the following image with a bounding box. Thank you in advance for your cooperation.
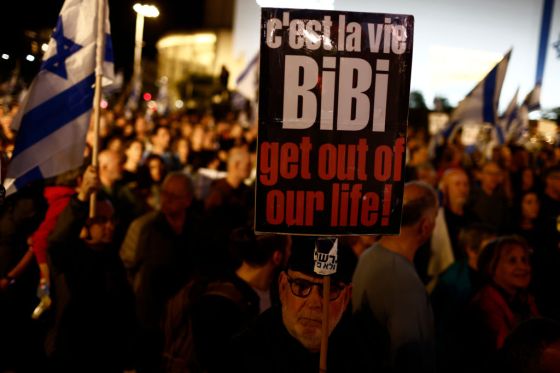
[352,181,438,373]
[466,160,512,233]
[414,162,438,188]
[138,153,167,210]
[173,136,190,169]
[143,125,181,172]
[162,227,290,373]
[464,236,540,372]
[498,317,560,373]
[204,145,252,216]
[0,184,47,372]
[98,148,145,245]
[423,167,474,288]
[134,115,151,144]
[188,124,212,170]
[436,142,464,180]
[98,149,124,197]
[46,165,136,373]
[490,144,515,201]
[105,134,125,155]
[514,190,543,252]
[121,171,203,373]
[431,223,496,373]
[512,167,537,202]
[202,145,254,275]
[122,138,145,184]
[534,165,560,321]
[339,235,377,259]
[230,236,366,372]
[189,150,226,202]
[28,167,84,320]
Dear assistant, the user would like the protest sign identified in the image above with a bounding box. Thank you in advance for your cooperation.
[255,8,414,235]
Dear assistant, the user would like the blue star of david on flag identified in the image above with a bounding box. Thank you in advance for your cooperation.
[3,0,114,196]
[41,17,83,79]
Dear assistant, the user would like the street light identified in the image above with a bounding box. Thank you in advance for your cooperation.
[132,3,159,80]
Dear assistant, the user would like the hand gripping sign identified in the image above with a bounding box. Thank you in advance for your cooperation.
[255,8,414,236]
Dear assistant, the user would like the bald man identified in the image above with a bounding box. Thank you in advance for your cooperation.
[122,172,203,372]
[98,149,123,193]
[202,145,254,275]
[97,149,146,246]
[353,181,438,373]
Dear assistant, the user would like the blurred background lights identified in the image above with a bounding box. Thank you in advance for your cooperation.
[25,54,35,62]
[256,0,333,9]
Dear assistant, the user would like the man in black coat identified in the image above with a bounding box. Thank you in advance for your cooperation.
[46,166,136,373]
[229,236,368,373]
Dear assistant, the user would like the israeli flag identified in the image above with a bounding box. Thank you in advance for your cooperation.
[499,88,519,142]
[509,84,542,141]
[3,0,114,195]
[441,49,511,143]
[522,84,541,112]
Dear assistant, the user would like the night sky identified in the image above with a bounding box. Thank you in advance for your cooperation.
[1,0,205,81]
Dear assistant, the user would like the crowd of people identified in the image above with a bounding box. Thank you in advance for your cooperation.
[1,98,560,373]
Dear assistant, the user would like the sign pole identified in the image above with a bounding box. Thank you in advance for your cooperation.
[314,237,338,373]
[319,275,330,373]
[90,0,106,217]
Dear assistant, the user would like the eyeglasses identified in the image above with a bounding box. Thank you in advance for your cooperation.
[285,272,345,301]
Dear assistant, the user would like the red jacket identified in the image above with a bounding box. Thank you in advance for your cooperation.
[470,284,540,349]
[30,186,75,265]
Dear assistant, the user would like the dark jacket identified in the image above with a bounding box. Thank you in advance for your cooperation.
[47,196,136,372]
[162,274,260,373]
[229,307,370,373]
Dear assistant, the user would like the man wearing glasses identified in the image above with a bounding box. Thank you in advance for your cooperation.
[229,236,367,372]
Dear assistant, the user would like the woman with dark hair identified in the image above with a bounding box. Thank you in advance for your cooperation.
[464,236,540,372]
[137,154,167,210]
[121,139,144,185]
[513,190,544,252]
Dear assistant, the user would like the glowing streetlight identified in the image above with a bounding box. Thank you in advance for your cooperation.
[132,3,159,80]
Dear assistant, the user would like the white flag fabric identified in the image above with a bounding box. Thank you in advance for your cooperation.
[441,50,511,141]
[3,0,114,195]
[522,84,541,112]
[509,84,542,141]
[500,87,519,142]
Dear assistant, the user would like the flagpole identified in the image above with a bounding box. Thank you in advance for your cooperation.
[90,0,106,217]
